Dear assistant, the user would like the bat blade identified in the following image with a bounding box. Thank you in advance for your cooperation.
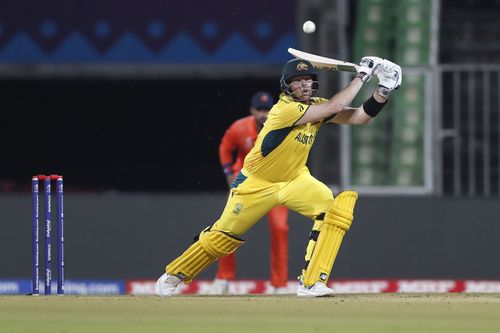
[288,48,359,73]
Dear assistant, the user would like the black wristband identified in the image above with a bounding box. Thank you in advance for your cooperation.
[362,95,387,117]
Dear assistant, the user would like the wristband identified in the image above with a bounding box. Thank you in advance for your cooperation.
[363,94,387,117]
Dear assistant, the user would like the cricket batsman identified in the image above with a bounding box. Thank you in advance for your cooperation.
[209,91,289,295]
[156,55,402,297]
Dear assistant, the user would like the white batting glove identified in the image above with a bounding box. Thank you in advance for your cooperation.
[356,56,383,83]
[376,59,402,98]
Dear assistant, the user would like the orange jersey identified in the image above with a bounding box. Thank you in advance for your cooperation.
[219,115,259,175]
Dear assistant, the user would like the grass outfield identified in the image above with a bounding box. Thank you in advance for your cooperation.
[1,294,500,333]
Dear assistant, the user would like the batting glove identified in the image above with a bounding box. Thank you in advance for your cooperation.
[356,56,383,83]
[376,59,402,98]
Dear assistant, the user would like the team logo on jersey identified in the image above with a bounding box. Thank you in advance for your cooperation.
[233,203,243,214]
[296,62,309,71]
[298,104,305,113]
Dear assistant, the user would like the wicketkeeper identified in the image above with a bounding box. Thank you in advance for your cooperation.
[156,56,402,297]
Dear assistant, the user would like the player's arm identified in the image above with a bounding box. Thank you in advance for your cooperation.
[328,59,402,125]
[328,91,386,125]
[219,125,238,188]
[295,78,363,125]
[295,56,382,126]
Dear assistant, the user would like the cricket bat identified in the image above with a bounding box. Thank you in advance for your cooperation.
[288,48,359,73]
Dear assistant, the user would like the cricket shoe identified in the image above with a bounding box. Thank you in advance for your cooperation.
[155,273,182,297]
[206,279,230,295]
[296,280,334,297]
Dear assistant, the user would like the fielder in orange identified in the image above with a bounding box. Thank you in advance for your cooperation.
[156,55,402,297]
[209,91,289,294]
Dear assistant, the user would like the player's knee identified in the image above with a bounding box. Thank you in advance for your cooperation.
[199,227,245,257]
[324,190,358,232]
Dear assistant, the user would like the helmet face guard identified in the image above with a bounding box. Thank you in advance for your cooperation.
[280,59,319,101]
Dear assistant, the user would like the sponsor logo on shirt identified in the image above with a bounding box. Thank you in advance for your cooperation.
[294,132,315,145]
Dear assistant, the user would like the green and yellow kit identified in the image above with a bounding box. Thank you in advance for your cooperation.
[167,93,358,286]
[212,93,334,235]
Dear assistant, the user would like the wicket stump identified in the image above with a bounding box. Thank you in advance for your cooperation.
[31,175,64,295]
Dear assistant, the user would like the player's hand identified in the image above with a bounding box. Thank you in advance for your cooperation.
[226,174,235,188]
[356,56,383,83]
[376,59,402,98]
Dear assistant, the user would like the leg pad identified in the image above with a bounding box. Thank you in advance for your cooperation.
[302,191,358,287]
[167,227,244,283]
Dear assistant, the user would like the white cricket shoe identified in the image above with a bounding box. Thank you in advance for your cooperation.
[297,281,335,297]
[155,273,181,297]
[206,279,229,295]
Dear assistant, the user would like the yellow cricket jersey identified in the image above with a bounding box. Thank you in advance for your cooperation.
[242,93,329,182]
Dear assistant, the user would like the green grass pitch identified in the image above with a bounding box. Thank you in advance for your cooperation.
[1,293,500,333]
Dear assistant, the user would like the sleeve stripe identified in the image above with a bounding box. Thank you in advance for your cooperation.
[292,104,310,126]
